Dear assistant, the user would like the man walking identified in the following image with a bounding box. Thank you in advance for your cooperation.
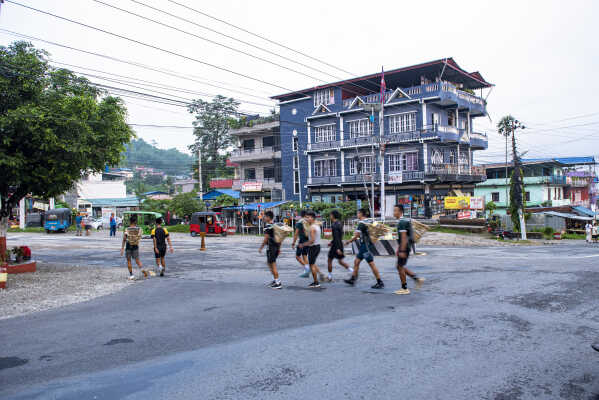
[120,215,146,280]
[75,213,83,236]
[326,209,352,282]
[343,208,384,289]
[151,217,173,276]
[393,204,425,295]
[259,211,282,289]
[299,210,324,288]
[109,213,117,238]
[291,210,311,278]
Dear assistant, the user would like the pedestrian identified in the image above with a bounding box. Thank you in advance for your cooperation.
[75,213,83,236]
[343,208,385,289]
[120,214,147,280]
[109,213,117,238]
[326,209,352,282]
[151,217,173,277]
[585,222,592,243]
[393,204,425,295]
[291,210,311,278]
[299,210,324,288]
[258,210,282,289]
[83,214,91,236]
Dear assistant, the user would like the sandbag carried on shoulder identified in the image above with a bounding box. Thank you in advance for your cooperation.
[365,221,391,243]
[273,224,293,244]
[410,219,429,243]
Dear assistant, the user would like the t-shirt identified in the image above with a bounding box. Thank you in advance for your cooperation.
[296,219,308,243]
[110,217,116,227]
[75,216,82,225]
[125,226,141,250]
[151,226,169,249]
[396,218,412,247]
[264,223,279,250]
[355,221,371,248]
[331,221,344,249]
[310,224,322,247]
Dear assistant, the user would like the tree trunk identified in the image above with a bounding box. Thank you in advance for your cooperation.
[0,215,7,264]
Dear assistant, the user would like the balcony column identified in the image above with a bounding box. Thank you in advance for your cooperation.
[339,116,344,146]
[341,151,345,182]
[307,154,312,184]
[307,120,311,148]
[421,100,427,129]
[457,145,460,174]
[423,143,428,173]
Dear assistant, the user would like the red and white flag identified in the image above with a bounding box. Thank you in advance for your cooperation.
[380,66,386,105]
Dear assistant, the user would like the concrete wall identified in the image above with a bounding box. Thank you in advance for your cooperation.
[77,179,126,199]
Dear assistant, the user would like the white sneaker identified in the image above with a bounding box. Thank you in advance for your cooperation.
[348,268,354,274]
[128,275,136,281]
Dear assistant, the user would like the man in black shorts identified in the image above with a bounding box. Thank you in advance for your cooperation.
[326,209,352,282]
[291,210,311,278]
[151,217,173,277]
[259,211,282,289]
[394,204,424,295]
[299,210,323,288]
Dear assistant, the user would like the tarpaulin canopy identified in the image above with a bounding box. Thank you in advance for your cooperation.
[540,211,594,221]
[223,201,288,211]
[571,206,597,218]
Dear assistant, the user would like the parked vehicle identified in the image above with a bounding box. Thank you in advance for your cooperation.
[44,208,72,233]
[90,218,104,230]
[190,212,227,237]
[122,211,161,234]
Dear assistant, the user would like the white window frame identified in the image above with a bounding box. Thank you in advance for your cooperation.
[313,88,335,107]
[388,112,417,134]
[348,155,372,175]
[388,153,402,172]
[431,149,443,165]
[401,151,419,171]
[348,119,373,138]
[314,159,337,177]
[314,124,336,143]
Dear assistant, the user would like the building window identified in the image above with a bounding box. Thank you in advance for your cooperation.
[262,136,274,148]
[525,191,530,202]
[313,88,335,106]
[292,137,298,151]
[243,139,254,151]
[389,113,416,134]
[294,170,300,194]
[388,154,401,172]
[314,124,336,143]
[244,168,255,180]
[447,150,456,164]
[348,119,373,138]
[491,192,500,202]
[263,167,275,180]
[293,155,299,169]
[401,152,419,171]
[349,156,372,175]
[431,149,443,165]
[314,159,337,177]
[459,151,469,165]
[447,110,455,126]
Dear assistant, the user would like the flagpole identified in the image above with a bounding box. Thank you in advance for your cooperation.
[379,66,386,222]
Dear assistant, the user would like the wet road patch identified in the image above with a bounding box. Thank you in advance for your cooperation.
[0,356,28,370]
[104,338,134,346]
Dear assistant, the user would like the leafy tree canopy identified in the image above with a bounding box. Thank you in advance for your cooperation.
[211,194,237,208]
[122,138,194,176]
[170,191,205,218]
[0,41,133,226]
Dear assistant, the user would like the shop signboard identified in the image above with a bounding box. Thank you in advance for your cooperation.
[457,211,472,219]
[444,196,470,210]
[388,172,403,184]
[242,182,262,192]
[469,197,485,210]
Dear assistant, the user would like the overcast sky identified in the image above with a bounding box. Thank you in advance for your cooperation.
[2,0,599,166]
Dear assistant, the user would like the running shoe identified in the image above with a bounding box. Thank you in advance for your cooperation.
[371,281,385,289]
[348,268,354,274]
[308,282,321,289]
[159,267,165,277]
[267,280,277,287]
[394,288,411,295]
[325,276,333,283]
[344,277,356,286]
[271,282,283,290]
[413,277,425,289]
[128,275,135,281]
[318,272,326,282]
[299,271,310,278]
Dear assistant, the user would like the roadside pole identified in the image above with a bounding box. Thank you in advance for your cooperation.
[19,198,25,229]
[379,102,385,222]
[198,148,203,201]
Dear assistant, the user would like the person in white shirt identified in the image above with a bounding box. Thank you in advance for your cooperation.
[585,222,592,243]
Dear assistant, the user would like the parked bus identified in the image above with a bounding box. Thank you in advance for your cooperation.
[44,208,72,233]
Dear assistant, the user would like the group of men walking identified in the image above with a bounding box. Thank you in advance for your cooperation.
[260,205,424,294]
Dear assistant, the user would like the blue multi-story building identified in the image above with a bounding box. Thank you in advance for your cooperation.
[272,58,492,218]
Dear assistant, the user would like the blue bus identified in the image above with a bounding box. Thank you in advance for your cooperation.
[44,208,72,233]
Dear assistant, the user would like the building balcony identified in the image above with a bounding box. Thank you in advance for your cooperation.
[470,131,488,149]
[425,164,486,183]
[232,178,282,191]
[230,146,281,162]
[342,82,487,116]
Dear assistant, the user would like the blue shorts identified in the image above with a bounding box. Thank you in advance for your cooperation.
[356,244,374,263]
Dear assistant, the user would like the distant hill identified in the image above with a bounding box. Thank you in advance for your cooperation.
[122,138,194,176]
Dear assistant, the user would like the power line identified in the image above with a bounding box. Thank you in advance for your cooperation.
[0,29,277,103]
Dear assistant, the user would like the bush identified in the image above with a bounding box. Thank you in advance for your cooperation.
[543,227,554,236]
[165,224,190,233]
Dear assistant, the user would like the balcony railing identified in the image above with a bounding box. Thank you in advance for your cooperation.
[230,146,281,160]
[232,178,282,190]
[308,140,341,151]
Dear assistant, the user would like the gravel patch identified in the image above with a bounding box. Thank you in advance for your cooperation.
[0,264,130,320]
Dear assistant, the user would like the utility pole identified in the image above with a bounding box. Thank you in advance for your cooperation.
[510,120,527,240]
[198,147,203,201]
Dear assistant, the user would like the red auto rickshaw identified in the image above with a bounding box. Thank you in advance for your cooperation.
[190,212,227,237]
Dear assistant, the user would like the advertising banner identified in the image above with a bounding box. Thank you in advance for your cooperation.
[241,182,262,192]
[444,196,470,210]
[388,172,403,184]
[469,197,485,210]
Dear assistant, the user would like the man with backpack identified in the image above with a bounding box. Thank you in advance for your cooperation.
[151,217,173,277]
[258,210,282,289]
[393,204,424,295]
[120,215,146,280]
[343,208,385,289]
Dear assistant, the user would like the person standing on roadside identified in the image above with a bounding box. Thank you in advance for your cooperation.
[259,211,282,289]
[299,210,325,288]
[326,209,352,282]
[585,222,592,243]
[291,210,311,278]
[393,204,425,295]
[83,214,92,236]
[151,217,173,276]
[109,213,117,238]
[120,215,146,280]
[343,208,385,289]
[75,213,83,236]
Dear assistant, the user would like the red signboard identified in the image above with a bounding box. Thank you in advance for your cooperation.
[457,211,472,220]
[210,179,233,189]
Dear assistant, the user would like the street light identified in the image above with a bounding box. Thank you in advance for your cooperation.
[362,102,385,221]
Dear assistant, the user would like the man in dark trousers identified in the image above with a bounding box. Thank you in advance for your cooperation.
[394,204,424,295]
[326,209,352,282]
[291,210,311,278]
[151,217,173,276]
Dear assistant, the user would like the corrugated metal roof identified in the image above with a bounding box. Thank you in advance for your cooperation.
[82,197,140,207]
[201,189,240,200]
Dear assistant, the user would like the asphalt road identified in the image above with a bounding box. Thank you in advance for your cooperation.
[2,232,599,399]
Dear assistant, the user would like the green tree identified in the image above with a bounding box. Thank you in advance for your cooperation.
[171,191,205,219]
[188,95,239,191]
[211,194,237,208]
[142,198,171,215]
[0,41,133,259]
[144,174,164,186]
[165,176,174,195]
